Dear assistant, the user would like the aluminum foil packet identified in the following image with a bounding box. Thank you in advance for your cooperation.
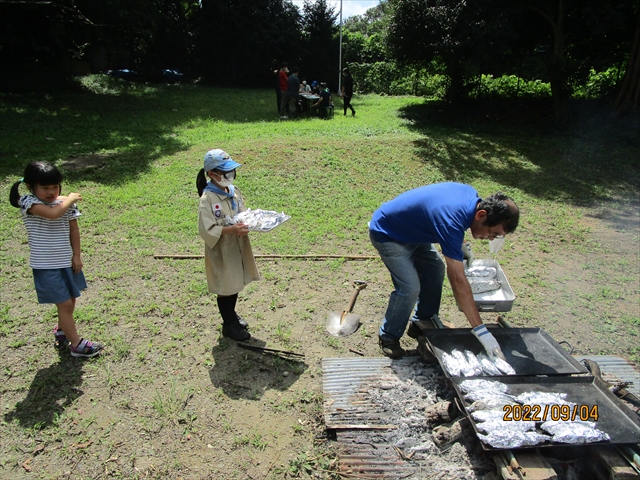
[515,392,575,411]
[227,208,291,232]
[441,351,461,376]
[464,391,517,404]
[477,431,551,449]
[477,353,502,376]
[451,349,476,377]
[493,356,516,375]
[540,420,610,444]
[476,418,536,434]
[468,278,502,294]
[459,379,509,395]
[465,266,497,278]
[468,397,517,412]
[471,410,507,423]
[464,350,484,376]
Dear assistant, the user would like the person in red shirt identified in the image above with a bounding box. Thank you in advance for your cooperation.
[278,62,289,118]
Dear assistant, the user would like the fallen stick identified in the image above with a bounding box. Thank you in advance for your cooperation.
[238,343,304,357]
[154,254,379,260]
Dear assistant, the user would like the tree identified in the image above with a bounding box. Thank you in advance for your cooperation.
[616,11,640,114]
[193,0,303,86]
[300,0,339,89]
[386,0,516,102]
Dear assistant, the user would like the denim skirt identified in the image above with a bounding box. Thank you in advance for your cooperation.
[33,268,87,304]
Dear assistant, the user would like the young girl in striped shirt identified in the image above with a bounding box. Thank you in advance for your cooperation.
[10,161,103,358]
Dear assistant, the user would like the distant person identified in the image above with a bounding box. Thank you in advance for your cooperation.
[273,67,281,114]
[299,78,311,93]
[196,149,260,342]
[310,80,320,95]
[287,66,301,117]
[341,67,356,116]
[312,82,333,118]
[278,62,289,119]
[9,161,104,357]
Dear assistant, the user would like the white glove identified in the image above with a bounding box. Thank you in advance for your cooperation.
[461,241,475,266]
[472,324,505,360]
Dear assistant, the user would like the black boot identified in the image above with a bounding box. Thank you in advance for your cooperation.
[227,294,248,329]
[217,295,250,341]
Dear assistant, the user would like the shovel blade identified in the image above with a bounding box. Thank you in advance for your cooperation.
[326,311,361,337]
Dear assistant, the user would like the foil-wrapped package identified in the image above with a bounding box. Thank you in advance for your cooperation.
[476,419,536,434]
[471,409,507,422]
[464,391,516,404]
[540,421,610,444]
[459,379,509,395]
[465,266,498,278]
[468,397,517,412]
[451,349,476,376]
[468,278,502,294]
[493,356,516,375]
[515,392,574,408]
[464,350,484,376]
[477,353,502,376]
[441,352,461,376]
[227,208,291,232]
[477,431,551,449]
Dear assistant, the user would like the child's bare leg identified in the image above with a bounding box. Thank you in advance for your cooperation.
[56,298,81,348]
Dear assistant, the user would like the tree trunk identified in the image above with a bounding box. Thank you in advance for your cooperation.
[528,0,566,118]
[615,12,640,115]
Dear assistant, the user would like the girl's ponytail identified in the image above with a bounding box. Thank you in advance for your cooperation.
[9,179,23,208]
[196,168,207,197]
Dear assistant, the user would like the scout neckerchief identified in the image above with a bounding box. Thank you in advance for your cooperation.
[204,181,237,211]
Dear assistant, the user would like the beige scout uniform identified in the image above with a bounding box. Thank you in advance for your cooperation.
[198,188,260,296]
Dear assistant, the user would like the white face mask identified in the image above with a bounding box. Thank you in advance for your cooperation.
[214,170,235,187]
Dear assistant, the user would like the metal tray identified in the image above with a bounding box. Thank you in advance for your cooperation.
[451,375,640,449]
[425,327,588,377]
[460,259,515,312]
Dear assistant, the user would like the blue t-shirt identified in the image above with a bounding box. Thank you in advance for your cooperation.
[369,182,480,261]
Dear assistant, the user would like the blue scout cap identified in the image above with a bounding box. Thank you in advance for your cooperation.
[204,149,241,172]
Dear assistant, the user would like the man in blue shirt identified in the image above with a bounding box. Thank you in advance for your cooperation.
[369,182,519,359]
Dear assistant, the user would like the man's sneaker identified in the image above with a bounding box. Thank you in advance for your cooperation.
[53,326,70,350]
[70,339,104,358]
[406,321,423,339]
[236,313,248,329]
[378,336,405,359]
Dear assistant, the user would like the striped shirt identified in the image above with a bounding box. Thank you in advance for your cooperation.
[19,194,81,269]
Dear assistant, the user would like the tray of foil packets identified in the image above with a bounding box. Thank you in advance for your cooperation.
[451,376,640,449]
[460,259,515,312]
[425,328,588,378]
[227,208,291,232]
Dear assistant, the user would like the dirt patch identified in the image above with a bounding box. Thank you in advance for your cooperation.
[59,153,111,172]
[1,203,638,479]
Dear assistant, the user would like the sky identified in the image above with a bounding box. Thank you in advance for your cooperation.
[289,0,381,20]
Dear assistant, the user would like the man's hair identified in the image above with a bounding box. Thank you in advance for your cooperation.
[478,193,519,233]
[281,62,288,68]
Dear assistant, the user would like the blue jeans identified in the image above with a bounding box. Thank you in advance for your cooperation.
[370,231,445,341]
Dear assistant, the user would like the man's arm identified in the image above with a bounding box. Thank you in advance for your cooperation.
[445,255,506,360]
[444,256,482,327]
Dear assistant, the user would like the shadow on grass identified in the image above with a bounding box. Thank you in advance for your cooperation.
[399,98,640,209]
[0,82,279,185]
[4,355,84,429]
[209,336,308,401]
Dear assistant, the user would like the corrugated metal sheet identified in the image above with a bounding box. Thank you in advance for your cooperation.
[322,356,425,478]
[573,355,640,397]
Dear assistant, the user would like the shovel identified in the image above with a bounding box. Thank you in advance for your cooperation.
[326,280,367,337]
